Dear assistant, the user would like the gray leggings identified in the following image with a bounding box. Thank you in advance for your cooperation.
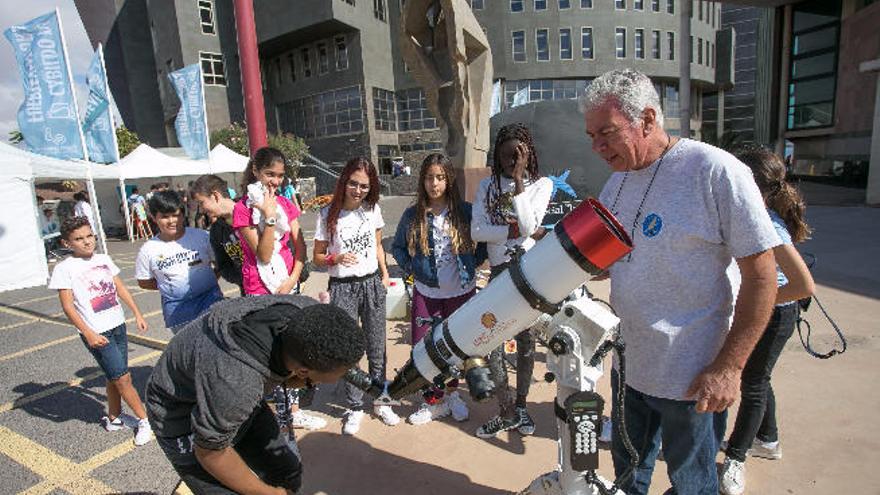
[486,263,535,419]
[330,272,387,410]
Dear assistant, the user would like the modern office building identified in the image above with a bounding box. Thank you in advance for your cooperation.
[76,0,724,171]
[701,4,778,148]
[716,0,880,204]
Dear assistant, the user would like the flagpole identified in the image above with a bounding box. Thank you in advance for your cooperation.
[199,61,212,169]
[57,8,109,254]
[97,43,132,242]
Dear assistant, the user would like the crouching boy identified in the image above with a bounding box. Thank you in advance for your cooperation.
[145,295,366,494]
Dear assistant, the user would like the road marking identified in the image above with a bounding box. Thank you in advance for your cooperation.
[0,335,78,363]
[0,351,161,414]
[0,424,130,495]
[0,318,38,332]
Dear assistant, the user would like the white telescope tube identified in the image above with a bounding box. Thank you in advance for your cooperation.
[386,198,632,399]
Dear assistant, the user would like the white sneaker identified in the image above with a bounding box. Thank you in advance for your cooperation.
[374,405,401,426]
[408,400,451,425]
[342,410,365,436]
[599,416,612,443]
[446,392,469,422]
[719,457,746,495]
[750,439,782,460]
[134,418,153,446]
[101,415,127,432]
[289,410,327,430]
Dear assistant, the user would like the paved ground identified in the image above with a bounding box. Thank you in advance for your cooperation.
[0,195,877,494]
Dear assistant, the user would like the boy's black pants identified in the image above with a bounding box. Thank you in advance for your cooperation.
[156,402,302,494]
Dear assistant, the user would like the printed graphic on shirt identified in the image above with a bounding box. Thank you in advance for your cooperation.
[85,264,120,313]
[222,233,243,265]
[340,217,374,257]
[642,213,663,238]
[156,250,203,271]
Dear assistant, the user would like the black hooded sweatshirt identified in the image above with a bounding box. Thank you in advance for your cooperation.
[145,294,316,450]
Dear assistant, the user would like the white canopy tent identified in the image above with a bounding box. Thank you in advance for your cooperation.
[0,142,249,292]
[114,144,250,240]
[0,142,118,292]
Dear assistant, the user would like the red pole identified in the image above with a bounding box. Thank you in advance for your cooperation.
[233,0,268,154]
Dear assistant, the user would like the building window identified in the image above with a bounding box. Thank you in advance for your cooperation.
[342,0,355,4]
[397,87,438,131]
[559,0,571,9]
[581,27,593,59]
[278,85,364,138]
[667,32,675,60]
[504,79,590,108]
[274,58,282,86]
[401,142,442,152]
[374,0,386,21]
[616,0,625,9]
[335,36,349,70]
[199,52,225,86]
[652,0,660,11]
[535,0,547,10]
[301,48,311,78]
[652,30,661,59]
[634,0,644,10]
[511,0,524,12]
[663,83,679,118]
[667,0,674,14]
[558,28,573,60]
[580,0,592,6]
[697,37,703,64]
[470,0,485,8]
[710,1,716,27]
[317,43,329,75]
[287,53,296,82]
[373,88,396,131]
[512,30,527,62]
[689,35,693,62]
[704,40,710,66]
[634,29,645,59]
[198,0,215,35]
[787,0,841,130]
[615,27,626,58]
[698,0,703,20]
[536,29,550,61]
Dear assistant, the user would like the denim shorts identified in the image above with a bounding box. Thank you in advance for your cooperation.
[80,323,129,380]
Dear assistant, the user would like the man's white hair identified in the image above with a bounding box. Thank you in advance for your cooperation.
[579,69,664,128]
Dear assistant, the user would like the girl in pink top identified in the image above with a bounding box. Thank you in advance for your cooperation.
[233,147,327,432]
[233,147,306,296]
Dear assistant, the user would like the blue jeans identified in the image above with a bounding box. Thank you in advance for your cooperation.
[611,370,721,495]
[80,323,129,380]
[725,303,797,462]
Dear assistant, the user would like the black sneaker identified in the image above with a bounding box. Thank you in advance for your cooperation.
[475,415,520,439]
[516,407,536,435]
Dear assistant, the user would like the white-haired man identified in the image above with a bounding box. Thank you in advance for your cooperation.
[581,69,780,494]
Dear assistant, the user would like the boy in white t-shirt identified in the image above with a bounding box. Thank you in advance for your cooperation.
[136,191,223,332]
[49,217,153,446]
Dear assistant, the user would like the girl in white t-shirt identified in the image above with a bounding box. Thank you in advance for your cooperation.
[49,217,153,446]
[471,123,553,440]
[313,157,397,435]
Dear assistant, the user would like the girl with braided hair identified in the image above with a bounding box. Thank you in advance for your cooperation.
[471,123,553,439]
[719,146,815,495]
[391,153,487,425]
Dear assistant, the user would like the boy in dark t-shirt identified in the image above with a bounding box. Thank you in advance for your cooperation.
[190,175,244,294]
[146,295,366,494]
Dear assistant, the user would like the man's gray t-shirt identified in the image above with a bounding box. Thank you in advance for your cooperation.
[599,139,779,400]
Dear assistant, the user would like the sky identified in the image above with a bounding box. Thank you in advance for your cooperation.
[0,1,96,141]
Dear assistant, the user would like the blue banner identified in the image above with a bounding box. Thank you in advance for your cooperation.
[4,12,84,159]
[169,63,209,160]
[82,45,118,163]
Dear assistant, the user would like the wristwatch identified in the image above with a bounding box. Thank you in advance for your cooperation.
[265,216,277,226]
